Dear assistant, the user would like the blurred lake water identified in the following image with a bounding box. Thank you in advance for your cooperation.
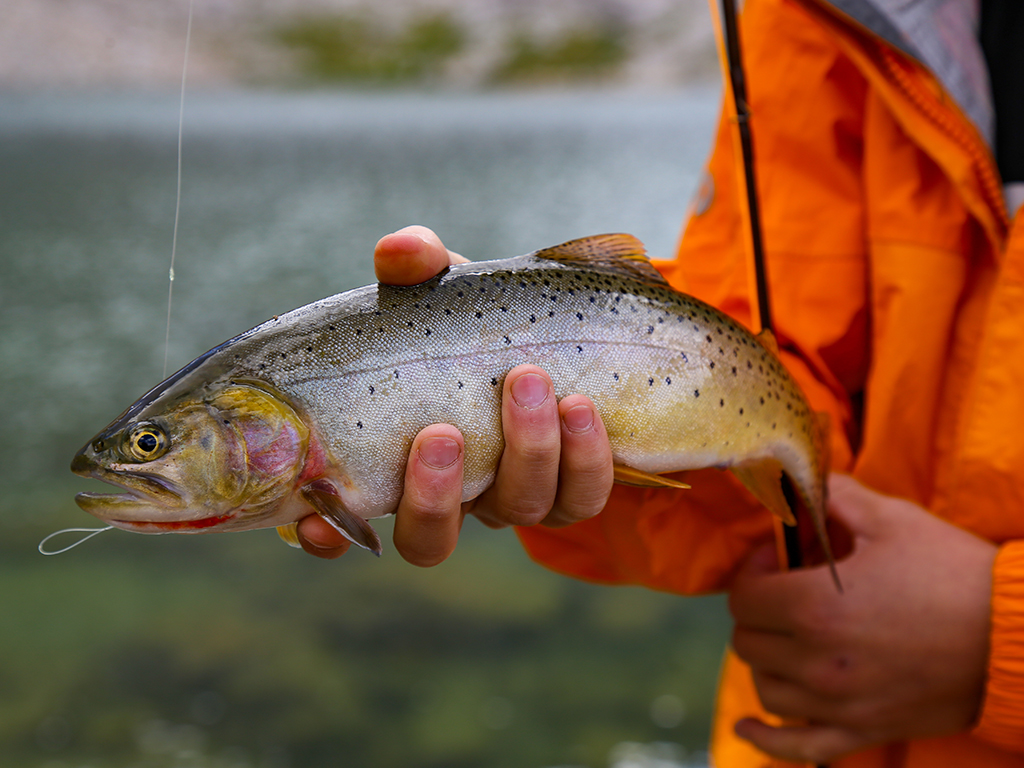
[0,87,726,768]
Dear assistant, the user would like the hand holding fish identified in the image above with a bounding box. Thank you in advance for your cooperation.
[296,227,615,563]
[729,474,996,763]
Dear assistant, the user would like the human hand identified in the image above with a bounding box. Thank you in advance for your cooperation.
[728,474,997,764]
[296,226,615,563]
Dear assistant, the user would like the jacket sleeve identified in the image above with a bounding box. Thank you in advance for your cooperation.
[517,0,871,593]
[973,542,1024,753]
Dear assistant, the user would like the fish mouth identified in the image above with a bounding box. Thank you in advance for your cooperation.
[72,450,192,526]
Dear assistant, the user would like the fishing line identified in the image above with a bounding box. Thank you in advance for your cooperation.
[163,0,195,378]
[38,527,114,556]
[42,6,194,557]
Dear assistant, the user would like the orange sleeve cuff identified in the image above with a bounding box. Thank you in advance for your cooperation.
[973,541,1024,754]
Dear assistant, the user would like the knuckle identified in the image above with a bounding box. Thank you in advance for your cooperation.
[494,494,553,527]
[802,656,855,699]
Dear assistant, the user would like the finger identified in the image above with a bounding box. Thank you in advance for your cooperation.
[748,670,821,719]
[475,366,561,528]
[296,514,352,559]
[374,226,468,286]
[542,395,613,527]
[734,717,866,764]
[393,424,466,567]
[729,542,842,634]
[731,625,801,678]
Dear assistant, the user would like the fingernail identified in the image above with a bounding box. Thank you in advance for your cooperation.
[418,436,460,469]
[511,373,550,409]
[563,403,594,433]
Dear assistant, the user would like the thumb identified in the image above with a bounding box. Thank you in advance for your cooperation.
[826,473,883,543]
[735,539,781,580]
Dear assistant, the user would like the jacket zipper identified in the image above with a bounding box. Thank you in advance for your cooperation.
[877,45,1009,237]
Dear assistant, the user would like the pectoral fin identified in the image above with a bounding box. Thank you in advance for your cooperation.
[301,479,382,556]
[731,459,796,526]
[277,522,301,548]
[756,328,780,356]
[613,464,690,490]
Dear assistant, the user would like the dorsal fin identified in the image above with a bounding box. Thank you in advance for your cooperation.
[532,234,669,288]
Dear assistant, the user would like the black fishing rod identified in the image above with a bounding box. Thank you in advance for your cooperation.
[717,0,805,573]
[718,5,827,767]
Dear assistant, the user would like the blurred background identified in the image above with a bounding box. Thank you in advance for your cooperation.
[0,1,731,767]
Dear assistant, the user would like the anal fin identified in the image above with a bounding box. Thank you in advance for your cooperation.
[301,479,382,556]
[613,464,690,490]
[731,459,797,526]
[277,522,301,548]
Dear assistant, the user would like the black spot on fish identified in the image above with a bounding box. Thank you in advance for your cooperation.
[720,399,725,407]
[647,326,654,334]
[680,352,688,362]
[307,346,313,353]
[530,314,536,323]
[706,335,713,343]
[369,386,375,394]
[425,329,432,336]
[476,311,483,319]
[665,377,671,385]
[710,362,716,369]
[577,312,584,321]
[259,363,266,370]
[695,389,700,397]
[613,373,620,381]
[394,371,399,379]
[357,421,363,429]
[458,381,463,389]
[732,366,737,375]
[504,336,511,345]
[491,377,498,386]
[649,378,654,386]
[577,346,583,353]
[739,408,744,415]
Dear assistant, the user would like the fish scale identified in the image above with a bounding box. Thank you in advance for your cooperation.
[71,234,835,580]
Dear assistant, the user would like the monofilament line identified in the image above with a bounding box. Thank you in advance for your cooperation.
[38,526,114,556]
[164,0,195,378]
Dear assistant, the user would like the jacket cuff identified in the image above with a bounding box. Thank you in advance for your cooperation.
[973,541,1024,753]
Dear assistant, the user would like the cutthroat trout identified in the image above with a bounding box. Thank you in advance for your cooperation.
[72,234,835,575]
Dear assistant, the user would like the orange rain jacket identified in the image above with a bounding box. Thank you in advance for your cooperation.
[517,0,1024,765]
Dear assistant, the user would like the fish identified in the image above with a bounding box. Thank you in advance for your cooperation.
[71,233,835,579]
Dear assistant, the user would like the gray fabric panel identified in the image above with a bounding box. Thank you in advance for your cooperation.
[821,0,994,146]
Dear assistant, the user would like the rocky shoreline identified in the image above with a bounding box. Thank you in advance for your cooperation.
[2,0,717,90]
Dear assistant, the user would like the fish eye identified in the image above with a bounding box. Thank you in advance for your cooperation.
[126,424,169,462]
